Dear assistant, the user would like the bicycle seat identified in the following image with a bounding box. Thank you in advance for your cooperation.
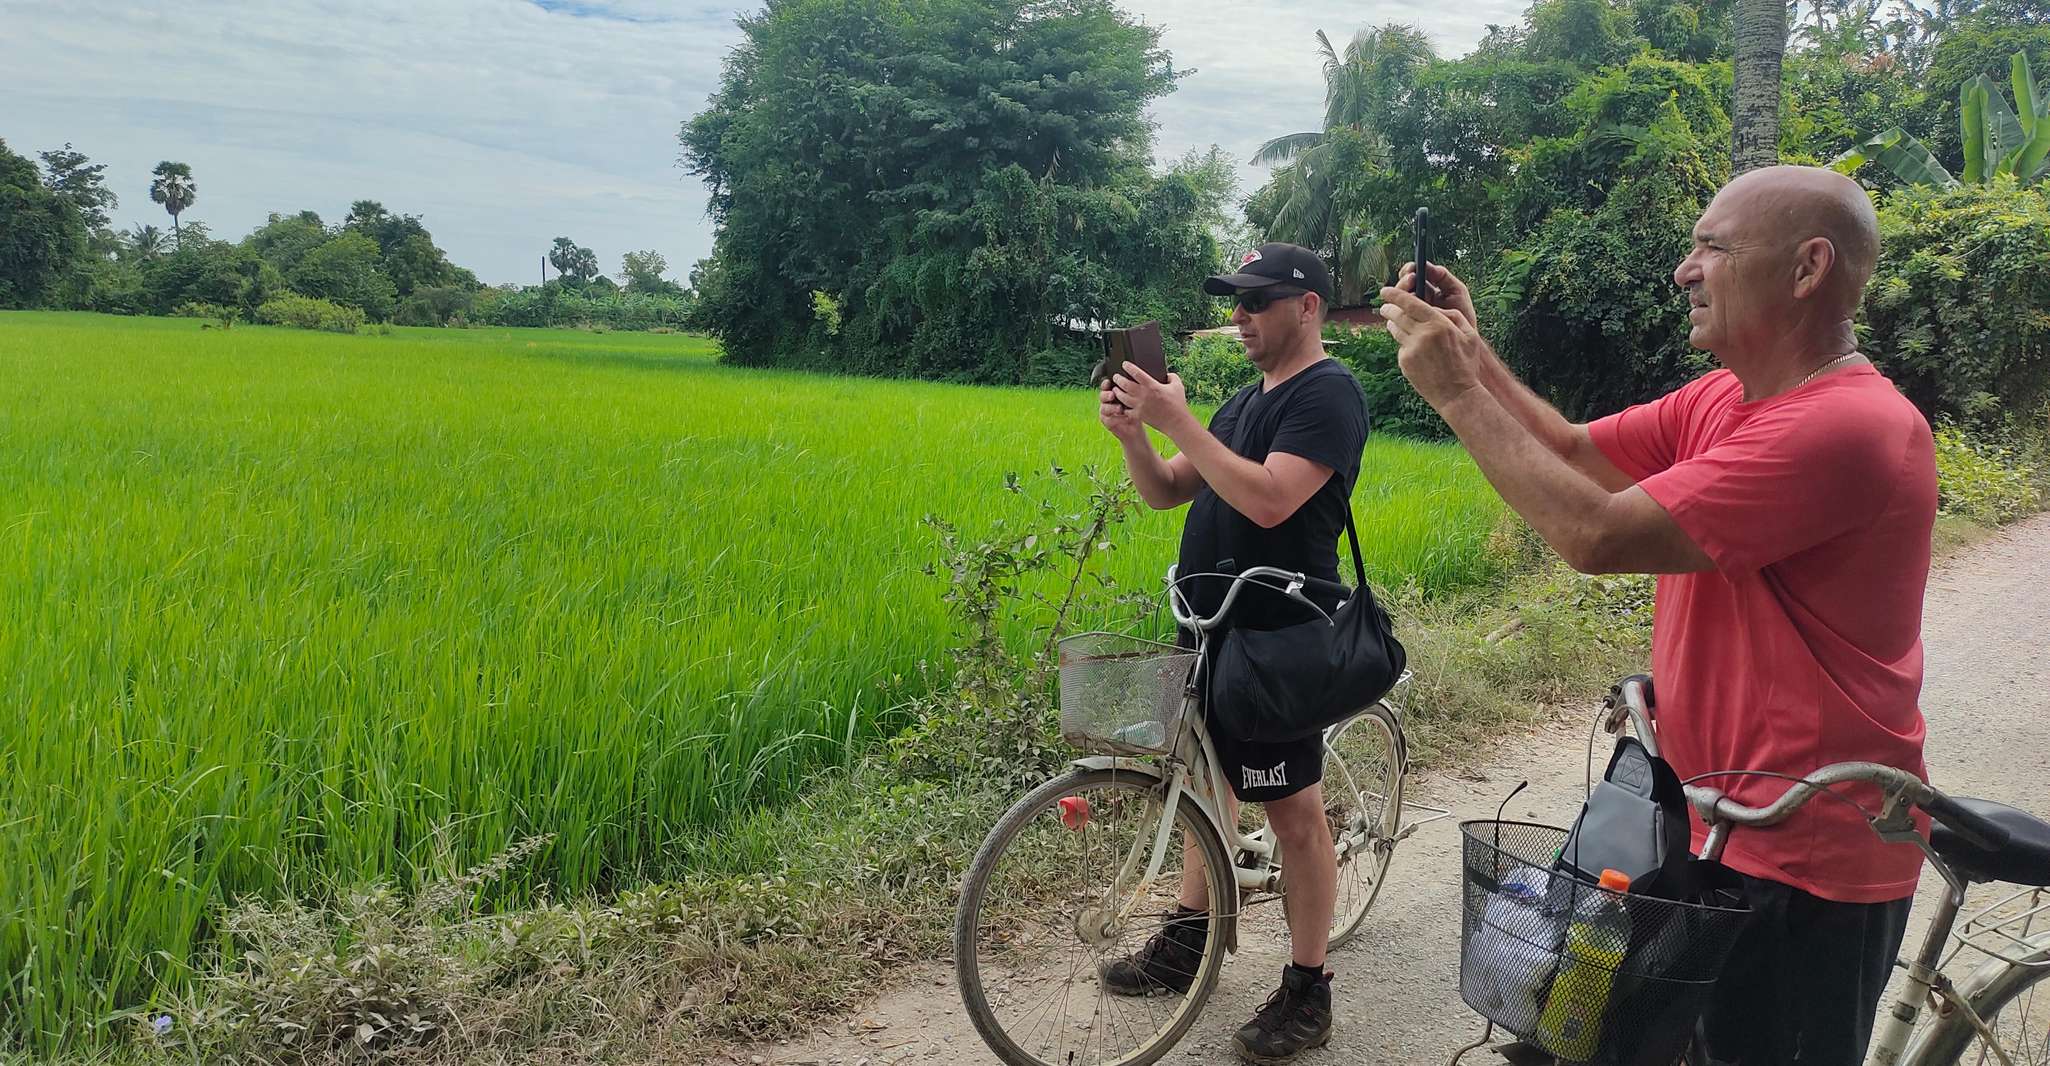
[1929,797,2050,887]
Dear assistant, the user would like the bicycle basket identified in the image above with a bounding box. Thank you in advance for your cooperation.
[1056,632,1196,756]
[1457,820,1750,1066]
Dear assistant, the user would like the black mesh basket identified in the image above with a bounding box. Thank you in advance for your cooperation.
[1458,820,1751,1066]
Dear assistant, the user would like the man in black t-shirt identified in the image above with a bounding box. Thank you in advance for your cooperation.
[1097,243,1369,1064]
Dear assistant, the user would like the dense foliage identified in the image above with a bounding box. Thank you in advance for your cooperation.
[1242,0,2050,432]
[679,0,1227,383]
[1862,178,2050,428]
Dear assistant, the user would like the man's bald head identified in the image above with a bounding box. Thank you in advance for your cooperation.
[1711,165,1881,312]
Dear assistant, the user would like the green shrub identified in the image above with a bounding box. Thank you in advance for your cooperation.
[1325,327,1450,440]
[1176,334,1258,406]
[253,294,365,333]
[171,301,236,327]
[1863,181,2050,430]
[1933,422,2043,525]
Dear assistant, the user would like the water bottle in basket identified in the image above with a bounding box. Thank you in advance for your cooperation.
[1537,868,1633,1061]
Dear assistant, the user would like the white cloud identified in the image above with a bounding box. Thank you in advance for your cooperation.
[2,0,1527,285]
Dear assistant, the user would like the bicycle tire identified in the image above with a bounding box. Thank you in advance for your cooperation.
[1900,936,2050,1066]
[1325,703,1405,948]
[955,767,1236,1066]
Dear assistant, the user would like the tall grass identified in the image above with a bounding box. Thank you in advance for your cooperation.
[0,311,1508,1050]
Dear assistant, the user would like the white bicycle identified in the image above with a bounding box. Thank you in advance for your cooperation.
[1455,676,2050,1066]
[952,564,1443,1066]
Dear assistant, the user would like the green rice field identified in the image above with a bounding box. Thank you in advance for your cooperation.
[0,311,1509,1048]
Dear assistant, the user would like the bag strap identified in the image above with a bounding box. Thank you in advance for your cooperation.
[1343,502,1367,590]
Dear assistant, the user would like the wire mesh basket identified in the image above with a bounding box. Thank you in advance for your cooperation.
[1458,820,1751,1066]
[1056,632,1196,756]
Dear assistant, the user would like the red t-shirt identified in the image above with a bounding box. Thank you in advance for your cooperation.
[1589,366,1936,903]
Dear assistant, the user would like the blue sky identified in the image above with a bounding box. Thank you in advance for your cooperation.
[2,0,1529,286]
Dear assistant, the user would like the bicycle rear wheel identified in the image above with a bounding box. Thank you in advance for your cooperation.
[955,767,1235,1066]
[1323,703,1404,948]
[1906,937,2050,1065]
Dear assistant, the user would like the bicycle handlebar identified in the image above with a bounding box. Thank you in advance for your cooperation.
[1166,564,1342,633]
[1609,677,2011,854]
[1685,762,2012,854]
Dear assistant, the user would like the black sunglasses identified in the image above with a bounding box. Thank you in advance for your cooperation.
[1233,287,1308,314]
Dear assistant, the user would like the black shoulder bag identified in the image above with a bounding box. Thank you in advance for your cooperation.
[1207,509,1408,744]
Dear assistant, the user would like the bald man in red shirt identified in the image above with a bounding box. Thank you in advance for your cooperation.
[1381,166,1936,1065]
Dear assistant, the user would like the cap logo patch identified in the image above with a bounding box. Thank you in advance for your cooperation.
[1241,249,1263,265]
[1292,268,1305,279]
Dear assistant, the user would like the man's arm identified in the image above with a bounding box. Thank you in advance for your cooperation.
[1381,285,1713,574]
[1102,381,1204,508]
[1403,263,1633,492]
[1118,433,1204,509]
[1436,386,1712,574]
[1110,368,1332,528]
[1166,428,1332,528]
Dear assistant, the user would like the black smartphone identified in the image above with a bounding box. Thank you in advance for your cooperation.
[1412,207,1431,300]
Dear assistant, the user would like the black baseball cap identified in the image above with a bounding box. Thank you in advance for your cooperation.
[1203,242,1334,301]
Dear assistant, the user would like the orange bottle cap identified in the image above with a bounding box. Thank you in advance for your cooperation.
[1598,869,1632,892]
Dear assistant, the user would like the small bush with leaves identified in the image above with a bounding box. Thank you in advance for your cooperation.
[1934,422,2043,524]
[1176,335,1260,407]
[890,464,1147,789]
[254,294,366,334]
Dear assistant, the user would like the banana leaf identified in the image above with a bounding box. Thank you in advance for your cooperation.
[2017,52,2044,139]
[1832,128,1960,188]
[1962,78,1993,183]
[2010,53,2050,183]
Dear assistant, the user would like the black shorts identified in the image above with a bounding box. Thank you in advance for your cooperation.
[1697,873,1913,1066]
[1180,628,1323,804]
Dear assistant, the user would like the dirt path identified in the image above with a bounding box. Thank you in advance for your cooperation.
[736,514,2050,1066]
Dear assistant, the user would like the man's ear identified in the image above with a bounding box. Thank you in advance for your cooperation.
[1792,237,1837,300]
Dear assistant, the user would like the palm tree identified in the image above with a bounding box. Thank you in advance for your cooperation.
[1250,25,1434,303]
[1730,0,1789,173]
[125,224,167,261]
[149,161,197,249]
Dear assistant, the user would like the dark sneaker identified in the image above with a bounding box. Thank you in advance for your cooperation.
[1232,965,1333,1064]
[1098,908,1208,996]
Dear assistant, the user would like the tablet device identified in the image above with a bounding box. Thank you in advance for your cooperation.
[1091,321,1168,398]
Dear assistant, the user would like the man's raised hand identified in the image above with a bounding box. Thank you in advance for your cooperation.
[1380,284,1486,410]
[1099,381,1146,440]
[1397,261,1479,332]
[1110,362,1194,436]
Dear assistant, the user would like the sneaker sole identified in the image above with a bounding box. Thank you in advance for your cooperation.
[1231,1028,1332,1065]
[1100,981,1194,998]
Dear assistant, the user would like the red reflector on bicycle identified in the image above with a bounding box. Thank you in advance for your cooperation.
[1058,796,1092,830]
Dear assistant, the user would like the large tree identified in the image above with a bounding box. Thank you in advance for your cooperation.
[548,237,599,284]
[621,249,684,295]
[1730,0,1789,171]
[149,161,197,248]
[0,138,90,307]
[289,230,397,320]
[680,0,1212,381]
[38,143,117,231]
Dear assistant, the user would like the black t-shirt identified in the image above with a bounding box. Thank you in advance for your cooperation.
[1177,358,1369,631]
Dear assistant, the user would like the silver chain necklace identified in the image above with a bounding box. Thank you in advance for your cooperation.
[1796,352,1861,390]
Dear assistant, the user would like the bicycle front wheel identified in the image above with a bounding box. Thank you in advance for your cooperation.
[954,767,1234,1066]
[1323,703,1404,948]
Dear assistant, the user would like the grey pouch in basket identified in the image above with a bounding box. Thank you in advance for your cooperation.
[1558,735,1692,897]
